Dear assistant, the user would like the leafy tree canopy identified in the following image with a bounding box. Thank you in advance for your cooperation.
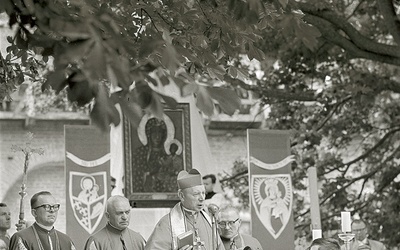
[1,0,400,247]
[218,0,400,247]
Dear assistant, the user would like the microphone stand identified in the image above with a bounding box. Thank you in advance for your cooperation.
[208,204,219,250]
[211,213,216,250]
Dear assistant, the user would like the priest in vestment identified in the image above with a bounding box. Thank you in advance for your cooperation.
[9,191,76,250]
[84,196,145,250]
[145,169,225,250]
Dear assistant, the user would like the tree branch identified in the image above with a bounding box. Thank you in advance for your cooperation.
[315,95,352,131]
[298,2,400,58]
[343,127,400,166]
[377,0,400,45]
[302,14,400,66]
[320,143,400,205]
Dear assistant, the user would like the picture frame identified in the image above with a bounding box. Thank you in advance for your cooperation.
[123,103,192,207]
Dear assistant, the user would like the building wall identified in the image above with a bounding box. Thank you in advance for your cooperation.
[0,114,250,236]
[0,114,90,234]
[206,130,248,175]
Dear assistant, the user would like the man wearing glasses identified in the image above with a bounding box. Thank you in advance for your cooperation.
[347,219,386,250]
[217,206,263,250]
[9,191,76,250]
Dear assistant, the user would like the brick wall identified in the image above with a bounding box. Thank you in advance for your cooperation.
[0,114,89,235]
[206,130,248,175]
[0,115,90,200]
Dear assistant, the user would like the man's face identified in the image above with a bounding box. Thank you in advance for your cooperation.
[352,221,368,241]
[107,199,131,230]
[217,209,240,239]
[181,185,205,212]
[0,206,11,230]
[32,195,58,227]
[203,178,214,193]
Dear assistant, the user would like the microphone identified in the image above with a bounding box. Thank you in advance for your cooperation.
[208,204,219,215]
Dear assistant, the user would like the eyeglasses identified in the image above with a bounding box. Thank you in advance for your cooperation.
[33,204,61,212]
[218,218,240,228]
[353,227,366,232]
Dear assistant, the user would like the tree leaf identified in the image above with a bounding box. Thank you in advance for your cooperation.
[157,92,178,109]
[295,19,321,51]
[23,0,35,14]
[90,84,120,130]
[84,39,106,80]
[196,85,214,116]
[57,39,93,65]
[67,73,95,106]
[49,19,91,41]
[206,86,241,115]
[139,38,164,58]
[112,93,142,128]
[146,91,164,119]
[161,45,180,74]
[42,69,67,93]
[278,0,288,9]
[248,42,265,61]
[181,82,199,97]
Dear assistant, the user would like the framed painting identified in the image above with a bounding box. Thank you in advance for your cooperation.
[123,103,192,207]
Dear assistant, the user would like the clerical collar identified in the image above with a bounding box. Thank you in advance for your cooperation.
[35,222,54,231]
[221,233,239,242]
[106,222,126,233]
[182,206,199,216]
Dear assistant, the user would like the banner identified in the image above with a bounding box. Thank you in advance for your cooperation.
[248,129,295,250]
[65,125,110,250]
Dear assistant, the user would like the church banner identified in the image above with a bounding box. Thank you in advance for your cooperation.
[65,125,110,250]
[247,129,295,250]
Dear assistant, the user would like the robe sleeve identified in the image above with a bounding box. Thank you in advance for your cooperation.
[9,235,28,250]
[144,216,173,250]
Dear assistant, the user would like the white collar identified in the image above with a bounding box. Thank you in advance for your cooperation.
[36,222,54,231]
[182,206,199,217]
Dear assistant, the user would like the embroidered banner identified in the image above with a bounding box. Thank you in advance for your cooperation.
[65,125,110,250]
[248,129,295,250]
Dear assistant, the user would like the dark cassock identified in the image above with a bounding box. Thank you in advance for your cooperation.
[9,223,75,250]
[84,223,146,250]
[205,191,216,200]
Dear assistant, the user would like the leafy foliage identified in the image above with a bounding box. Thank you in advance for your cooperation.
[219,158,250,209]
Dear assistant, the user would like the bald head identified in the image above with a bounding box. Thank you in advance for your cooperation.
[106,196,131,230]
[217,206,241,239]
[218,206,240,218]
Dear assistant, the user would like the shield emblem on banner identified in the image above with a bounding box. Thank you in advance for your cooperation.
[69,171,107,234]
[251,174,293,239]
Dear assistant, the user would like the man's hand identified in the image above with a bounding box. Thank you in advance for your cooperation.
[15,220,26,231]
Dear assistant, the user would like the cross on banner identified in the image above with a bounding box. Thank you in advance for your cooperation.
[11,132,45,225]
